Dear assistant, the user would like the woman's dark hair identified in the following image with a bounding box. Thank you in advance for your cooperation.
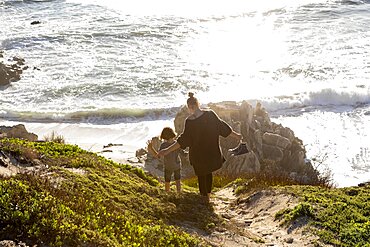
[187,92,199,106]
[160,127,177,140]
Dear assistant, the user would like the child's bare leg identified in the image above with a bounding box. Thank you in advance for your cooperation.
[165,182,170,192]
[175,180,181,193]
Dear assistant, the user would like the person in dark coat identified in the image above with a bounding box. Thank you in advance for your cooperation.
[158,92,242,201]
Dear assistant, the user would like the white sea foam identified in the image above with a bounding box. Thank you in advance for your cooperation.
[66,0,331,17]
[259,87,370,113]
[0,119,174,162]
[273,108,370,187]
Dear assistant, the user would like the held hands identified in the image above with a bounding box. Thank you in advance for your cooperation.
[157,149,167,157]
[156,141,180,157]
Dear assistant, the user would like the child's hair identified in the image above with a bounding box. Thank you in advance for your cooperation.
[187,92,199,107]
[160,127,176,140]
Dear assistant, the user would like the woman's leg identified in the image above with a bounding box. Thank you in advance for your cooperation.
[205,173,213,194]
[198,173,213,196]
[197,174,207,196]
[205,173,213,200]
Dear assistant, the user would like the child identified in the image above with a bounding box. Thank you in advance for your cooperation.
[147,127,182,193]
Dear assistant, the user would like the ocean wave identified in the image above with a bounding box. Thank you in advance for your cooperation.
[259,88,370,113]
[2,0,54,7]
[0,107,181,124]
[336,0,368,6]
[1,88,369,123]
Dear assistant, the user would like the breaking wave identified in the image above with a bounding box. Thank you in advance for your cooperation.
[0,107,181,124]
[260,88,370,113]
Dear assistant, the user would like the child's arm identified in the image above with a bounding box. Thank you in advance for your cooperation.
[157,142,180,157]
[147,140,160,159]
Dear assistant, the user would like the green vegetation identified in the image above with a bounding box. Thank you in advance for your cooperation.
[0,138,219,246]
[281,185,370,247]
[275,202,314,225]
[231,176,370,247]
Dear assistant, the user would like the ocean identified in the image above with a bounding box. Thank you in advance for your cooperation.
[1,0,369,187]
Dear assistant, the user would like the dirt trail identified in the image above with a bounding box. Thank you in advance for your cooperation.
[204,187,326,247]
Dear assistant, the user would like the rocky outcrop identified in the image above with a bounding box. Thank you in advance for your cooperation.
[141,101,320,185]
[0,124,38,141]
[0,51,28,87]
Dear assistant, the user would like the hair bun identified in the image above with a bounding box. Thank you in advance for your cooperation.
[188,92,194,98]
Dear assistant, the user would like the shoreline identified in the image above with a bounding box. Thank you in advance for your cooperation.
[1,111,369,188]
[0,117,172,167]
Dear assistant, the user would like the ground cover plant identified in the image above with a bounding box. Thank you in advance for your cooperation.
[0,138,219,246]
[280,185,370,247]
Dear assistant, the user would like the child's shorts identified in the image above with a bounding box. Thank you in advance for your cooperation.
[164,169,181,182]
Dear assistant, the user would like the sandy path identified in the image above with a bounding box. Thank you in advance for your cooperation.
[204,187,327,247]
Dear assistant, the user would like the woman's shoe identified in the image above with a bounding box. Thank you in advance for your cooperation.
[229,142,249,156]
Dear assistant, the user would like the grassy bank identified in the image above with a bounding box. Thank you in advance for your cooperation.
[0,138,219,246]
[232,178,370,247]
[1,138,369,246]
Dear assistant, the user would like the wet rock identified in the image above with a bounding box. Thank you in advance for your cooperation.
[0,52,26,86]
[30,20,41,25]
[358,181,370,187]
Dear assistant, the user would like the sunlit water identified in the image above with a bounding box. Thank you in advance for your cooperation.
[1,0,369,187]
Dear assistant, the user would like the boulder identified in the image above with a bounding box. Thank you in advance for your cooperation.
[262,132,291,149]
[253,129,263,158]
[0,124,38,141]
[262,144,284,162]
[174,106,189,135]
[220,151,260,175]
[274,125,295,142]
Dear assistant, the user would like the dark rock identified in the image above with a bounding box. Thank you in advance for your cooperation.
[0,150,11,167]
[285,237,294,244]
[0,53,26,86]
[30,21,41,25]
[358,181,370,187]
